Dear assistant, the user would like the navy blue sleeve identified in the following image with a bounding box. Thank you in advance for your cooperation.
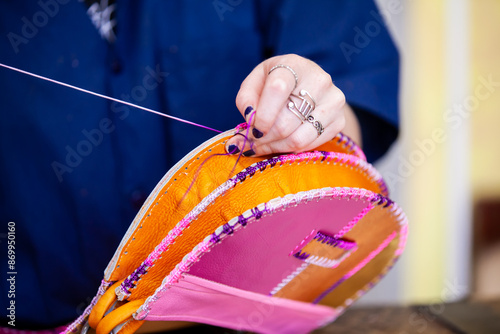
[257,0,400,162]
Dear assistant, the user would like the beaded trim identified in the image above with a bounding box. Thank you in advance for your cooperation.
[312,230,398,304]
[313,231,357,250]
[269,262,310,296]
[116,149,387,301]
[271,232,360,296]
[134,187,407,320]
[329,205,408,313]
[105,131,366,279]
[334,203,374,238]
[291,231,358,268]
[104,131,232,279]
[335,132,366,161]
[0,326,69,334]
[62,280,113,334]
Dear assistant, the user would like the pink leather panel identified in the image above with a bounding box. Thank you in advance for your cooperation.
[145,274,337,334]
[188,198,368,294]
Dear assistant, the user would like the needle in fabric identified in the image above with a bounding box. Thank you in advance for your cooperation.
[0,62,222,133]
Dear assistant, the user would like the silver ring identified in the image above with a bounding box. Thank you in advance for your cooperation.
[287,89,323,137]
[305,115,324,137]
[268,64,298,90]
[287,89,316,122]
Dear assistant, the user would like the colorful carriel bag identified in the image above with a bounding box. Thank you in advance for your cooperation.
[64,127,408,334]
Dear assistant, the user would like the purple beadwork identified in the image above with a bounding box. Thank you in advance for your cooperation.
[210,233,221,243]
[238,215,248,227]
[122,262,149,292]
[293,251,311,260]
[222,224,234,235]
[314,231,357,250]
[370,194,393,207]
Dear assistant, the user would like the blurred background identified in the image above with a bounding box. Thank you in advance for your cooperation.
[358,0,500,306]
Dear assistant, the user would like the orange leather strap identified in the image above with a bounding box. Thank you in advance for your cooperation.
[89,280,123,328]
[95,300,144,334]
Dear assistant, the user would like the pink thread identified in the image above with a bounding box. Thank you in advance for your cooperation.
[120,141,236,292]
[123,151,388,297]
[235,122,249,131]
[179,151,234,205]
[62,280,113,333]
[334,203,373,238]
[0,63,222,133]
[138,187,398,317]
[289,229,317,256]
[229,111,255,175]
[345,231,397,278]
[179,112,257,204]
[178,112,260,205]
[395,224,409,256]
[0,326,69,334]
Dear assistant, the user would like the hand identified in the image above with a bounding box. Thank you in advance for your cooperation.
[225,54,360,157]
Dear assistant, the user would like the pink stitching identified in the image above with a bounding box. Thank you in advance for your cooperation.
[345,231,397,278]
[396,224,408,256]
[138,187,400,318]
[125,151,387,298]
[334,203,373,238]
[116,140,228,271]
[62,280,113,333]
[289,229,317,256]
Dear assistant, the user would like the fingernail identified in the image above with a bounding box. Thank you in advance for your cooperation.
[243,149,255,157]
[244,106,254,118]
[252,128,264,139]
[227,144,240,154]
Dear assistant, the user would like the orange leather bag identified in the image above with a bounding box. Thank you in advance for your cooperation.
[64,129,408,334]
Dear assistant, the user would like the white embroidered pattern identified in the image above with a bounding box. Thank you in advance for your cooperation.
[86,0,117,43]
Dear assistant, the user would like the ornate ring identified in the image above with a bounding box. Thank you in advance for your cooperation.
[287,89,323,136]
[287,89,316,122]
[268,64,298,90]
[305,115,324,137]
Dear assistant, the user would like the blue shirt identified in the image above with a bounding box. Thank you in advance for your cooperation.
[0,0,399,328]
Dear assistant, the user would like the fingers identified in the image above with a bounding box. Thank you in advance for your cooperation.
[250,96,347,156]
[234,64,265,122]
[227,54,347,157]
[235,62,298,136]
[251,65,299,137]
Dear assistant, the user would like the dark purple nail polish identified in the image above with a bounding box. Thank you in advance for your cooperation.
[252,128,263,139]
[227,144,240,154]
[243,149,255,157]
[244,106,254,118]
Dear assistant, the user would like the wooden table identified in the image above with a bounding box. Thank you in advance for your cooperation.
[316,299,500,333]
[165,299,500,334]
